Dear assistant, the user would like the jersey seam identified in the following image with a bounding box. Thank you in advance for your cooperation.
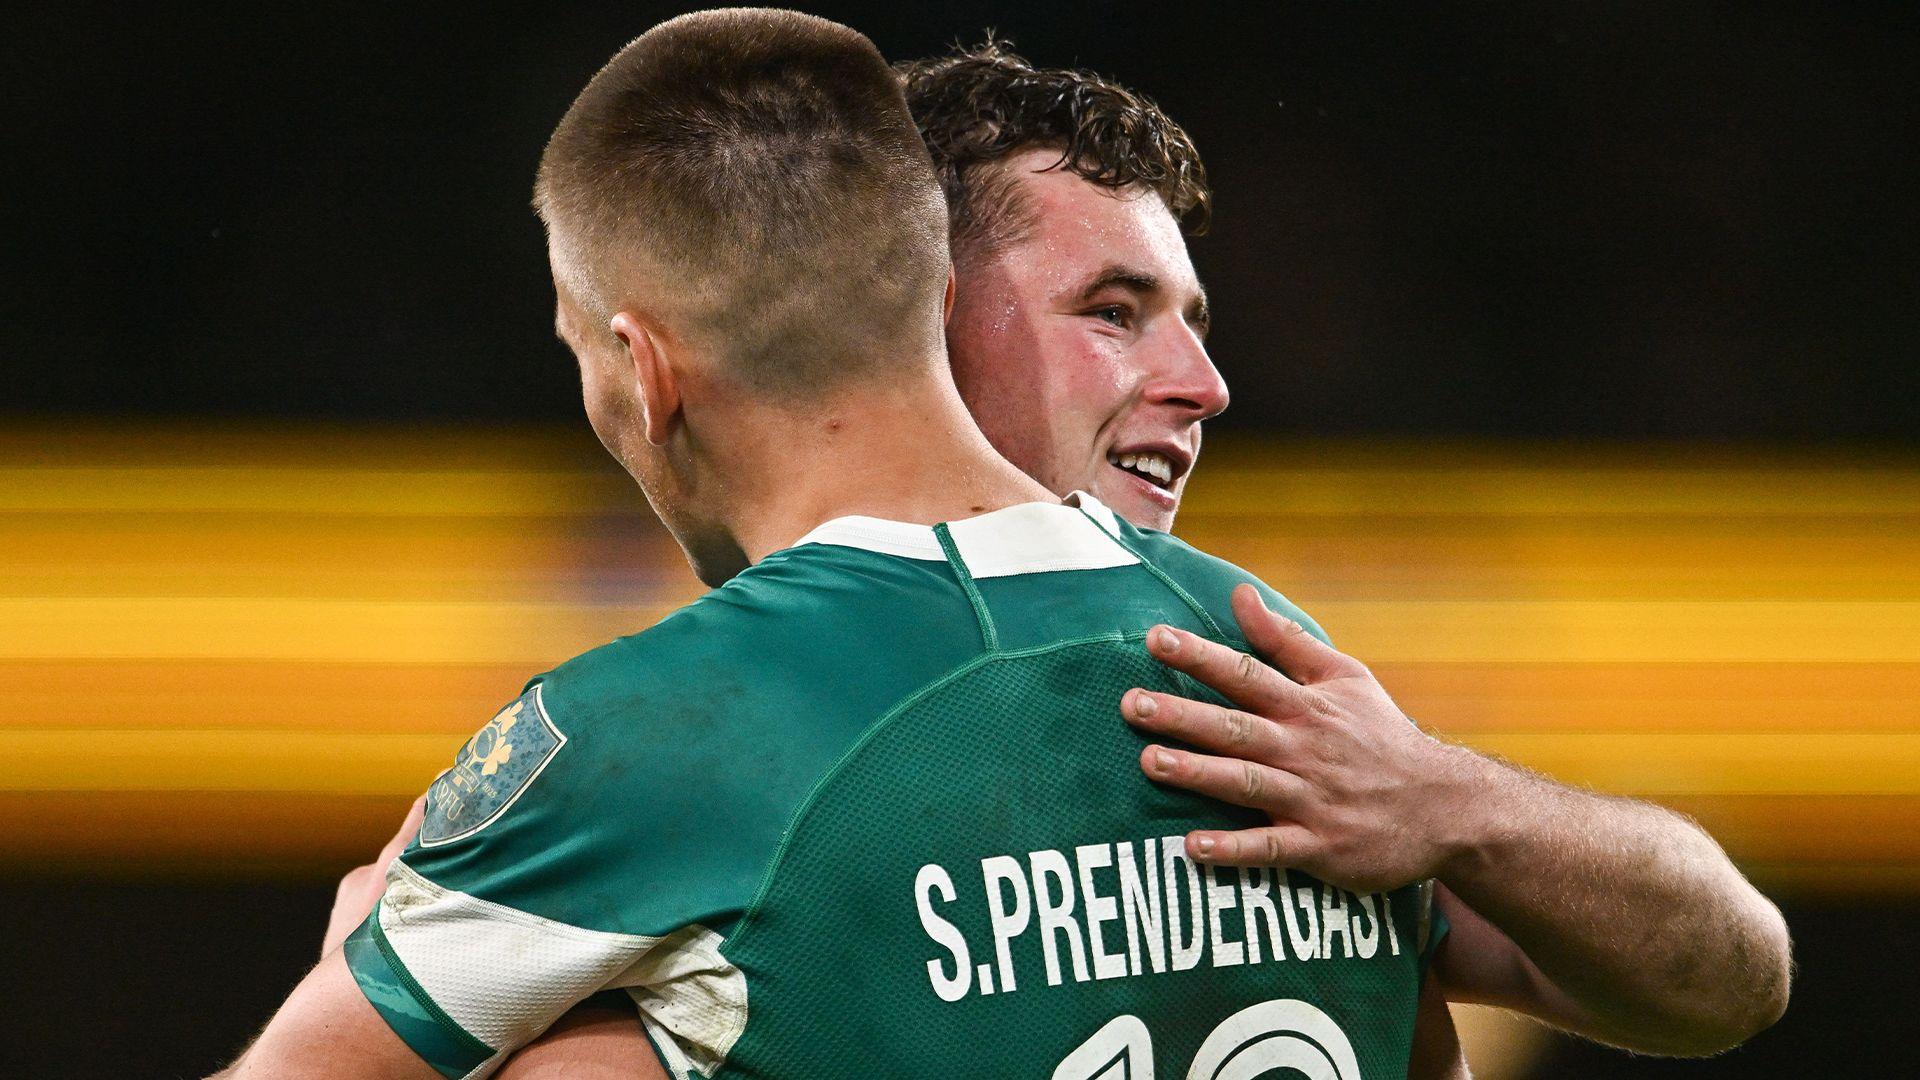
[932,521,999,651]
[387,861,662,949]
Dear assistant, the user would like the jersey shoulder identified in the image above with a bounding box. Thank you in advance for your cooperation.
[402,541,985,937]
[356,544,993,1077]
[539,540,983,748]
[1116,519,1333,646]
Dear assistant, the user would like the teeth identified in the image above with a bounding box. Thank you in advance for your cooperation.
[1108,450,1174,485]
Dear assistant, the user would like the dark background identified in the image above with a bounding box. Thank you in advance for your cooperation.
[4,1,1914,439]
[2,2,1915,1077]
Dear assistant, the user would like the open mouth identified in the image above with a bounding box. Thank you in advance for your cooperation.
[1107,449,1176,490]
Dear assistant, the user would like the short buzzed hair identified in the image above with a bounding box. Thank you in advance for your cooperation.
[900,40,1209,264]
[536,9,950,396]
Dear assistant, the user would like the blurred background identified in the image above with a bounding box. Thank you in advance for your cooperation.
[3,2,1914,1076]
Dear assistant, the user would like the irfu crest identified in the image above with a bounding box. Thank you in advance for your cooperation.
[420,684,567,847]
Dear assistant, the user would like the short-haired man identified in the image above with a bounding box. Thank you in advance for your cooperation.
[224,12,1458,1078]
[321,35,1789,1080]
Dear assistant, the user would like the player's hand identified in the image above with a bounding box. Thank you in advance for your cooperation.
[320,795,426,959]
[1123,584,1481,894]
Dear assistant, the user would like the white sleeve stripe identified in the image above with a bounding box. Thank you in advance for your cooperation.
[378,861,658,1053]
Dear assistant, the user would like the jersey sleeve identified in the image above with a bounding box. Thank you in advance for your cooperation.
[343,681,662,1079]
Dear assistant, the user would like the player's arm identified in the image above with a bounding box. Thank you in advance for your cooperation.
[494,1005,664,1080]
[322,796,426,957]
[235,684,670,1077]
[319,800,671,1080]
[1413,764,1790,1054]
[215,950,445,1079]
[1122,583,1792,1057]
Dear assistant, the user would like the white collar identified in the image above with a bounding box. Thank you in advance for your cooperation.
[792,492,1137,580]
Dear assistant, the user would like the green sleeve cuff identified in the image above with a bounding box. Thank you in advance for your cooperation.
[344,910,494,1079]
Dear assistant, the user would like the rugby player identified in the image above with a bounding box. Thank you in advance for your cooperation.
[903,44,1791,1058]
[222,11,1458,1078]
[321,34,1789,1080]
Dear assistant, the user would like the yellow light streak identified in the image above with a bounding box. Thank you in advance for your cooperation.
[1,429,1914,887]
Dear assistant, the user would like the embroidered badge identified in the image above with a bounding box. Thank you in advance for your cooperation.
[420,683,567,847]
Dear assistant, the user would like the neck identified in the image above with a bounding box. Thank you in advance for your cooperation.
[701,371,1056,566]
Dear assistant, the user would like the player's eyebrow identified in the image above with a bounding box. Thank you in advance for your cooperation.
[1076,264,1160,303]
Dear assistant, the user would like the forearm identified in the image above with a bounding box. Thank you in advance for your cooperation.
[1121,596,1789,1054]
[494,1003,665,1079]
[1434,746,1791,1054]
[214,951,445,1080]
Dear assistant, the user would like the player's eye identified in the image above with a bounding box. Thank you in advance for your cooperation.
[1086,304,1134,329]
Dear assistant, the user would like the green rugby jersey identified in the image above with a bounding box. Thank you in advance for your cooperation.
[346,494,1445,1079]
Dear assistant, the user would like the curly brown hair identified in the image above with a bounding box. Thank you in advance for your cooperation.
[898,38,1210,264]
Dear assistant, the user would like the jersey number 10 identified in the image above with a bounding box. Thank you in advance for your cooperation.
[1051,999,1363,1080]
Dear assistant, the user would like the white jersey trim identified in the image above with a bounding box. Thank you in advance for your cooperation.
[793,491,1138,579]
[378,861,658,1071]
[376,862,749,1079]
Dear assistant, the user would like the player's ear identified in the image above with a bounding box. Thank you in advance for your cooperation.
[941,266,957,327]
[609,310,682,447]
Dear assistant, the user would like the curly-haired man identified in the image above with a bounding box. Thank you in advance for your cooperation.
[908,40,1788,1066]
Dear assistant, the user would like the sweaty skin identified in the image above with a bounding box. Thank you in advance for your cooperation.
[943,149,1228,535]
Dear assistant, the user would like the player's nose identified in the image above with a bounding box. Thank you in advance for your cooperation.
[1144,323,1229,422]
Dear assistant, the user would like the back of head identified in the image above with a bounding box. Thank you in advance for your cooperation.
[899,40,1209,267]
[536,9,950,397]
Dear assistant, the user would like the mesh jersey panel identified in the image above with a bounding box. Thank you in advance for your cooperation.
[717,635,1428,1078]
